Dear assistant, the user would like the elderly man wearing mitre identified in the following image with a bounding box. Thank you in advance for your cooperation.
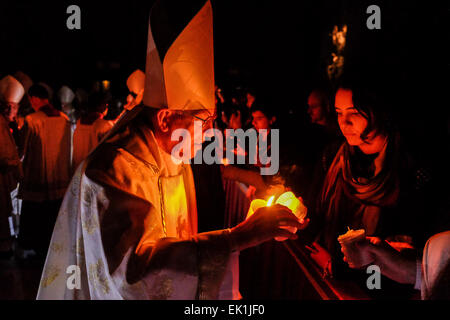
[36,0,304,300]
[0,75,24,258]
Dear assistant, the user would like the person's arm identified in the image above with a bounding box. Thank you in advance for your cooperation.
[220,165,267,194]
[347,237,418,285]
[86,154,306,299]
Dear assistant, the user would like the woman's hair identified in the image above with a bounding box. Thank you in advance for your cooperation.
[337,77,394,141]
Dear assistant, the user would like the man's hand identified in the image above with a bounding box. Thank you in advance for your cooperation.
[229,204,306,251]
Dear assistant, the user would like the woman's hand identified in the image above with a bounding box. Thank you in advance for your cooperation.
[306,242,333,277]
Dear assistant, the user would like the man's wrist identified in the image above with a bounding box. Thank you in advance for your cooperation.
[227,227,244,252]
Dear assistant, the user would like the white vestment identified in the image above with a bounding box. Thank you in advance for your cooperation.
[37,106,238,300]
[18,106,71,202]
[72,117,113,174]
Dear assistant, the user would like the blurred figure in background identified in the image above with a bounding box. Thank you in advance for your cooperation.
[58,85,78,125]
[245,88,256,109]
[17,83,72,260]
[0,75,24,258]
[124,69,145,111]
[113,69,146,124]
[12,71,34,133]
[306,88,341,146]
[37,82,54,105]
[307,89,331,127]
[72,91,113,174]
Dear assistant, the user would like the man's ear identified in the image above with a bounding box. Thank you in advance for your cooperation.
[156,108,172,133]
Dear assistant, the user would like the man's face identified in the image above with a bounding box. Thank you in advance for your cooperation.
[166,109,216,161]
[307,93,325,124]
[335,88,368,146]
[252,110,272,131]
[6,102,19,121]
[29,96,41,111]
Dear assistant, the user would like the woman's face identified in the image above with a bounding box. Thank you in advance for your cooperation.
[335,88,368,146]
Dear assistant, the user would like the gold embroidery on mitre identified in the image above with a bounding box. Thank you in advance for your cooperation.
[149,274,173,300]
[41,265,61,288]
[88,259,110,295]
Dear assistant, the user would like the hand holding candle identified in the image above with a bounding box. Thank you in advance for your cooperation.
[246,191,308,241]
[338,228,374,268]
[230,203,305,251]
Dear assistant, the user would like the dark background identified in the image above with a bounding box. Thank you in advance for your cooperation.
[0,0,448,156]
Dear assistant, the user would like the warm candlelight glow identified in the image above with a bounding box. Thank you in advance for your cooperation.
[266,195,275,207]
[102,80,110,90]
[246,191,308,241]
[276,191,307,221]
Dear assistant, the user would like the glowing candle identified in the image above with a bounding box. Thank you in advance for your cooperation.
[266,195,275,207]
[275,191,307,221]
[247,198,272,218]
[246,191,307,242]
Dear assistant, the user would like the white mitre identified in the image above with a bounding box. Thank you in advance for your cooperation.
[0,75,25,103]
[13,71,33,92]
[58,85,76,105]
[126,69,145,107]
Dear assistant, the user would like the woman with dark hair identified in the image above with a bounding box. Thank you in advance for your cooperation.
[320,85,397,246]
[305,80,439,298]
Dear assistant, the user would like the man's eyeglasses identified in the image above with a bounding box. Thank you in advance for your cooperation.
[191,113,217,128]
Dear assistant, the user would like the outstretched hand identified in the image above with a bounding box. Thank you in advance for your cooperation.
[230,204,308,251]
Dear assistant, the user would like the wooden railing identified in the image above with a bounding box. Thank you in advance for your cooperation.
[239,238,371,300]
[282,240,371,300]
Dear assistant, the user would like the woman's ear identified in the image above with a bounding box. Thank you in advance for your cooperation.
[156,109,172,133]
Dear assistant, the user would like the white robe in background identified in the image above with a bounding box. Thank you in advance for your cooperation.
[72,117,113,174]
[18,106,71,202]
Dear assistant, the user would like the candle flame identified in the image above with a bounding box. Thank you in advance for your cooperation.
[266,195,275,207]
